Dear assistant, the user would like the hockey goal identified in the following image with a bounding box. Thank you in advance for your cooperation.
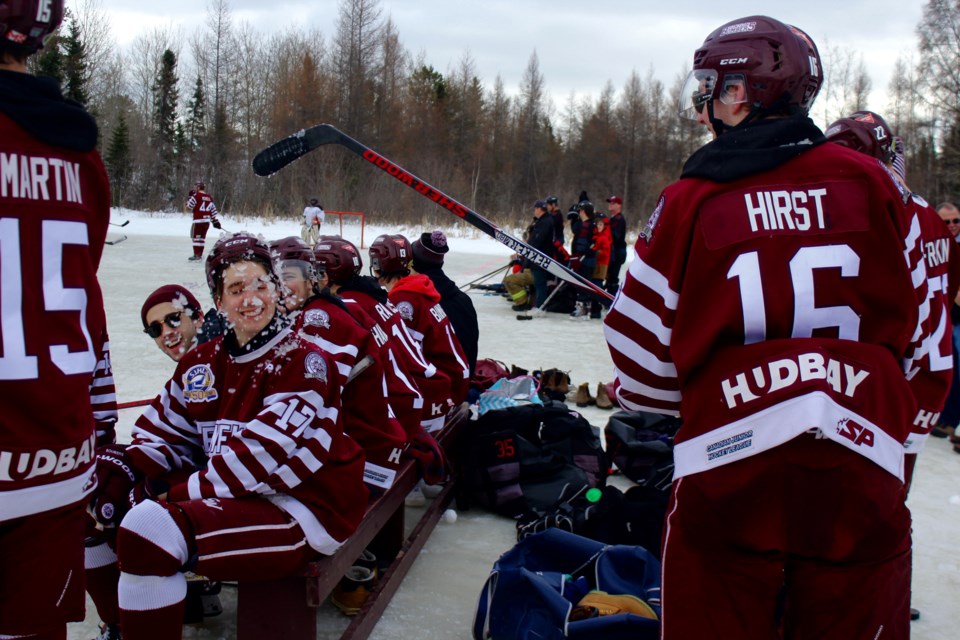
[325,211,366,248]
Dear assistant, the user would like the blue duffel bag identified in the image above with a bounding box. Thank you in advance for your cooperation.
[472,528,661,639]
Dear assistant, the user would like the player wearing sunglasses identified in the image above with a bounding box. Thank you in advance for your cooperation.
[140,285,206,362]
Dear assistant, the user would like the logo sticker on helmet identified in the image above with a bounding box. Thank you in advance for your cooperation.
[719,21,756,36]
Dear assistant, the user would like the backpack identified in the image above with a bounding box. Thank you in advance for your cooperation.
[473,529,661,640]
[456,401,607,518]
[603,410,681,490]
[472,359,510,391]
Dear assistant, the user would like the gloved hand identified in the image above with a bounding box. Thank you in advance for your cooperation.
[128,476,171,507]
[212,219,222,230]
[405,428,447,486]
[89,445,142,528]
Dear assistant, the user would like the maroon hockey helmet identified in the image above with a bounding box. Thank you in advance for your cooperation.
[825,111,895,163]
[270,235,317,275]
[0,0,63,55]
[205,232,276,299]
[679,16,822,121]
[313,236,362,284]
[368,234,411,276]
[195,180,206,191]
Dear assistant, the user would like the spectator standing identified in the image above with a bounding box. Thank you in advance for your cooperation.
[0,4,118,638]
[604,195,628,295]
[546,195,565,245]
[932,200,960,439]
[185,181,221,261]
[592,212,613,292]
[604,16,927,638]
[570,201,598,319]
[302,198,325,245]
[412,230,480,375]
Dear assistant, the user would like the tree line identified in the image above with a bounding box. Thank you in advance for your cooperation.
[36,0,960,231]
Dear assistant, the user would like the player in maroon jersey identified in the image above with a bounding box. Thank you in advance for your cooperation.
[271,236,408,493]
[140,284,206,362]
[185,180,221,261]
[370,234,470,409]
[0,3,119,638]
[604,16,929,639]
[86,233,366,639]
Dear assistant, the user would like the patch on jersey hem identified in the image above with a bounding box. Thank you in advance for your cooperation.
[183,365,219,403]
[304,352,328,383]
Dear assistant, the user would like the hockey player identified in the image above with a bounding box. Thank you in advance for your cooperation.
[301,197,325,245]
[0,3,118,638]
[371,234,470,408]
[825,111,960,490]
[185,181,221,261]
[604,16,929,638]
[271,236,408,493]
[87,233,366,639]
[140,285,206,362]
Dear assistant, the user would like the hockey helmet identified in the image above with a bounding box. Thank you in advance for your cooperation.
[825,111,895,163]
[313,236,362,284]
[205,232,276,299]
[368,234,411,276]
[270,236,317,279]
[578,201,595,217]
[195,180,206,191]
[679,16,822,121]
[0,0,63,55]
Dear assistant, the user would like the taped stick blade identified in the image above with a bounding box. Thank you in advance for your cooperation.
[252,124,343,176]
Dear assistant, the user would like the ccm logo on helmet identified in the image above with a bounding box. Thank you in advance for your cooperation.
[720,58,748,65]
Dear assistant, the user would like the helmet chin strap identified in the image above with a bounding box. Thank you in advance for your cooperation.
[706,101,727,137]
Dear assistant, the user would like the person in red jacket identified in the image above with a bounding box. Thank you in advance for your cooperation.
[370,234,470,411]
[605,16,928,638]
[87,233,367,639]
[592,213,613,297]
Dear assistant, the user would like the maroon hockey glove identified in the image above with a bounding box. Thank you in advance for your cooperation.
[89,444,143,528]
[406,428,448,486]
[128,477,171,507]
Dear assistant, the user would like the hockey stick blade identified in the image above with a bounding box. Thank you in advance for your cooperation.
[252,125,345,177]
[253,124,612,300]
[105,235,127,246]
[109,220,129,227]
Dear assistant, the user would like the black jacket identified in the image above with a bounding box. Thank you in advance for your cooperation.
[527,213,556,258]
[0,70,98,152]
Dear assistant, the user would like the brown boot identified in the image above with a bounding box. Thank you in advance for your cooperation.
[595,383,613,410]
[575,382,596,407]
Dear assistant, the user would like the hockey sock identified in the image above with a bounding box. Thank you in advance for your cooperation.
[85,541,121,623]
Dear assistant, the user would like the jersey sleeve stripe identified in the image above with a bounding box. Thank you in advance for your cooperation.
[629,256,680,310]
[604,325,678,378]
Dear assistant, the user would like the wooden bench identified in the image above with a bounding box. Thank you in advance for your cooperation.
[236,403,469,640]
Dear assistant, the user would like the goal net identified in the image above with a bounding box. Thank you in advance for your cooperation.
[325,211,366,248]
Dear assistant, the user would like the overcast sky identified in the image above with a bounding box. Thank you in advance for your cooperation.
[92,0,925,118]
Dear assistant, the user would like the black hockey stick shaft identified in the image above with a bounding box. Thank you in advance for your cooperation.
[105,235,127,246]
[110,220,129,227]
[253,124,613,301]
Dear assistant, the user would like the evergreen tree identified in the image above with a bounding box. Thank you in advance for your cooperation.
[104,111,131,206]
[33,34,64,84]
[152,49,180,205]
[61,17,89,106]
[185,76,207,152]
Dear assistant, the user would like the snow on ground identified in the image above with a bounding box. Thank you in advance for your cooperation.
[67,209,960,639]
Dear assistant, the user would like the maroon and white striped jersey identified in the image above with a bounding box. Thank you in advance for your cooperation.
[293,294,408,491]
[90,329,118,447]
[339,283,452,433]
[0,112,112,522]
[904,193,960,453]
[129,325,367,555]
[389,274,470,405]
[604,143,930,482]
[186,190,219,224]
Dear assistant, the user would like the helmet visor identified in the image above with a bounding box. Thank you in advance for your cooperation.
[679,69,717,120]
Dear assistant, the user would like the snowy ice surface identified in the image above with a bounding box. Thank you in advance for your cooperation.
[66,209,960,639]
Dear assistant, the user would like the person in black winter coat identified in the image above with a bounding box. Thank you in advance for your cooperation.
[411,230,480,376]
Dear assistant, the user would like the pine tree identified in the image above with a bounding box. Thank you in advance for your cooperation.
[152,49,180,205]
[34,34,64,84]
[104,111,131,205]
[185,76,207,152]
[61,17,89,106]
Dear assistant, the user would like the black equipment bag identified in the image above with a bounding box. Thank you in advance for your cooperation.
[603,410,681,490]
[457,401,606,518]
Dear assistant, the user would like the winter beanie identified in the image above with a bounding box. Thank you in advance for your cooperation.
[141,285,202,328]
[412,230,449,272]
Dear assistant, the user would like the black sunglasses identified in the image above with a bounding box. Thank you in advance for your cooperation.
[144,311,184,338]
[946,218,960,225]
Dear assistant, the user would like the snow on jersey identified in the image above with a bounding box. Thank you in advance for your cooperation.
[604,143,930,482]
[186,190,219,224]
[294,295,408,491]
[904,193,960,452]
[129,327,367,554]
[0,112,113,521]
[389,274,470,405]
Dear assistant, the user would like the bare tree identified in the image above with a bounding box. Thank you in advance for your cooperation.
[818,43,873,125]
[333,0,383,137]
[916,0,960,119]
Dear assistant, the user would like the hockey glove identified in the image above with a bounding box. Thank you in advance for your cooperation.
[128,477,171,507]
[406,428,447,486]
[212,219,222,230]
[89,444,143,528]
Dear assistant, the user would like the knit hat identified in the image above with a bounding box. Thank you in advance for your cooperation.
[141,284,202,328]
[534,200,546,209]
[412,230,449,271]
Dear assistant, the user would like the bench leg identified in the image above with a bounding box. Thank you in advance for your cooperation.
[237,576,317,640]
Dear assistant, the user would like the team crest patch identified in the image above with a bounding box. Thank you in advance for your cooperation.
[304,352,328,382]
[182,365,219,402]
[396,301,415,322]
[640,195,666,244]
[303,309,331,329]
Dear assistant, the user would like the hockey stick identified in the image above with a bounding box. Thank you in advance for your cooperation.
[461,262,511,291]
[516,281,566,320]
[252,125,613,301]
[105,235,128,246]
[110,220,129,228]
